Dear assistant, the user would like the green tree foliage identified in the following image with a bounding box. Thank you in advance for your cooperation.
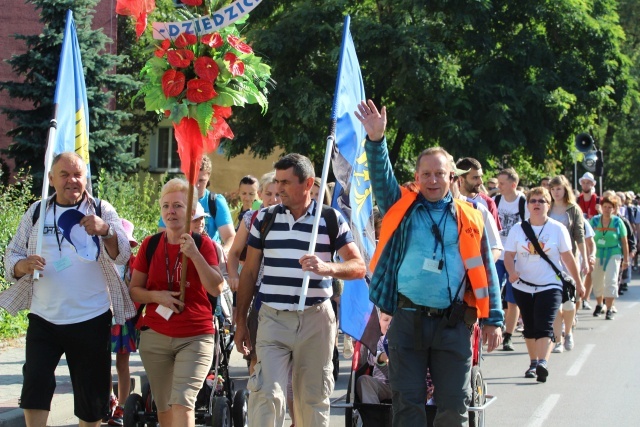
[221,0,634,182]
[0,0,140,193]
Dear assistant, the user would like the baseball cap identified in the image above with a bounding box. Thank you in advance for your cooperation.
[57,209,100,262]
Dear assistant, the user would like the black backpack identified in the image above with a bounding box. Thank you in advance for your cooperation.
[494,194,526,222]
[258,204,340,255]
[144,232,203,264]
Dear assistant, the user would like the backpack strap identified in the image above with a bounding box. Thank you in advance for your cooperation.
[260,205,281,249]
[518,196,526,222]
[31,196,102,226]
[208,192,218,220]
[145,232,203,266]
[494,194,501,208]
[320,205,339,255]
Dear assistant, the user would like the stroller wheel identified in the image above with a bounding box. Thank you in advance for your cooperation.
[212,396,231,427]
[123,393,144,427]
[469,366,486,427]
[232,389,250,427]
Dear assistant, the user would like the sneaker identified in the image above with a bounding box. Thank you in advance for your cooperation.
[525,366,537,378]
[611,305,618,313]
[502,334,515,351]
[593,304,603,317]
[552,342,564,353]
[606,310,615,320]
[536,363,549,383]
[564,334,574,351]
[516,318,524,333]
[582,300,592,310]
[108,406,124,426]
[103,394,118,422]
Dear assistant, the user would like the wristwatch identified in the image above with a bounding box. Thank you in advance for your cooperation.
[102,225,116,240]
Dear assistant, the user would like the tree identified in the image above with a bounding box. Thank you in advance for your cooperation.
[0,0,140,193]
[222,0,634,183]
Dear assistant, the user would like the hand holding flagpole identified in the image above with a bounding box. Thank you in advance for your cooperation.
[297,134,335,312]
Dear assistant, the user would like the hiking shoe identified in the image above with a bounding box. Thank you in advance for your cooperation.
[525,366,537,378]
[593,304,603,317]
[582,300,592,310]
[108,406,124,426]
[564,334,574,351]
[605,310,615,320]
[502,335,515,351]
[552,342,564,353]
[536,363,549,383]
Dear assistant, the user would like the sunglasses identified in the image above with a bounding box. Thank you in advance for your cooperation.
[528,198,548,204]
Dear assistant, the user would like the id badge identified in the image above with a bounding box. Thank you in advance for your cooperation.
[597,239,606,246]
[53,256,72,272]
[156,305,174,321]
[422,258,442,274]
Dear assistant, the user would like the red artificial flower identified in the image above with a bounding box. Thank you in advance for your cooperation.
[154,39,171,58]
[186,79,217,103]
[174,33,197,48]
[181,0,203,5]
[167,49,195,68]
[201,33,224,49]
[227,34,253,54]
[161,69,185,98]
[224,53,245,77]
[194,56,219,82]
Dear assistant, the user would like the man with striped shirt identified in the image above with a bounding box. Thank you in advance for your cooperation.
[234,153,366,427]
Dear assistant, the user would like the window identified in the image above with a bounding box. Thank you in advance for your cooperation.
[150,127,181,172]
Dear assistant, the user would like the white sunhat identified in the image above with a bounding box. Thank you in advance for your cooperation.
[192,203,211,220]
[579,172,596,186]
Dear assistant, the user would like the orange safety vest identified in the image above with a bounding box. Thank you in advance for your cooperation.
[370,190,490,318]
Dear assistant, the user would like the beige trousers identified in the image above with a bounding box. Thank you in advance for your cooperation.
[248,299,336,427]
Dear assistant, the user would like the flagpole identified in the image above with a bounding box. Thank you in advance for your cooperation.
[33,119,58,281]
[297,132,336,312]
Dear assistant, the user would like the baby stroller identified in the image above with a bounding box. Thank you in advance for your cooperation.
[334,322,495,427]
[123,270,249,426]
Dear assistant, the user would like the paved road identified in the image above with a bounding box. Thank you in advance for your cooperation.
[27,280,640,426]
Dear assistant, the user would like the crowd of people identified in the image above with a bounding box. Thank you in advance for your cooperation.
[0,103,637,427]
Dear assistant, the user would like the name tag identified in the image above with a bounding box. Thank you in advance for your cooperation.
[53,256,72,272]
[156,305,174,321]
[597,239,606,246]
[422,258,442,274]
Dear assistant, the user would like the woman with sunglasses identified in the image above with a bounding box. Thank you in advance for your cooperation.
[590,194,629,320]
[504,187,584,382]
[548,175,587,353]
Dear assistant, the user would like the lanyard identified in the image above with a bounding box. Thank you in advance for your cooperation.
[527,219,548,245]
[426,204,449,260]
[52,197,84,254]
[163,232,181,291]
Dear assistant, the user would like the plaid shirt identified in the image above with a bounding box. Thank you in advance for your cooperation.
[365,138,503,326]
[1,193,136,324]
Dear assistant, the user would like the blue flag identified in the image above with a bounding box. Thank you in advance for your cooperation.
[53,10,91,178]
[330,16,380,352]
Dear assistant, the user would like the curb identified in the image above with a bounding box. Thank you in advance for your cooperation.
[0,373,148,427]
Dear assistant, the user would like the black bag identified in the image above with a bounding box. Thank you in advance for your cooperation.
[521,221,576,303]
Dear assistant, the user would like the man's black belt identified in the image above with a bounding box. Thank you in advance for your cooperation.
[397,294,449,317]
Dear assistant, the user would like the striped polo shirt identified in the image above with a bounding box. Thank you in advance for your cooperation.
[247,200,354,311]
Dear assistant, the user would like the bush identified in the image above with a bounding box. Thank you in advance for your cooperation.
[0,171,36,339]
[0,171,164,340]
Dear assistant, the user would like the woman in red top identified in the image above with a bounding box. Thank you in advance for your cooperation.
[130,178,224,427]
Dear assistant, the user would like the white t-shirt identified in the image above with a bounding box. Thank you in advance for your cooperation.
[495,193,529,260]
[505,218,571,294]
[31,200,111,325]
